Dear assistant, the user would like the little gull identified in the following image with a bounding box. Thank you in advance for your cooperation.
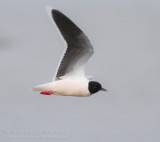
[32,6,107,97]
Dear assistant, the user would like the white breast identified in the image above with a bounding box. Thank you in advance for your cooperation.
[51,78,91,97]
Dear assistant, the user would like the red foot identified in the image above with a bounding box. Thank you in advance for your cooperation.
[41,90,53,95]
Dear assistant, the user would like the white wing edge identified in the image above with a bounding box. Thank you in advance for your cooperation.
[45,5,67,81]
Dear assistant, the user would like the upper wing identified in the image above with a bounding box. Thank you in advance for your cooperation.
[46,7,94,80]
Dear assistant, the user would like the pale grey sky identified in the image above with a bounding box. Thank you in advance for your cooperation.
[0,0,160,142]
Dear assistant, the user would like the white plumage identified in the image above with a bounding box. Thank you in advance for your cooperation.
[33,78,90,97]
[32,6,107,96]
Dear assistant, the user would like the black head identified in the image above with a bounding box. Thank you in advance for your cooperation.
[88,81,107,94]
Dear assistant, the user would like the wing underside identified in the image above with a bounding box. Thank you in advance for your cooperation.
[47,8,94,80]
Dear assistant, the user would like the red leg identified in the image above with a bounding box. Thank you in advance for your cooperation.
[41,90,53,95]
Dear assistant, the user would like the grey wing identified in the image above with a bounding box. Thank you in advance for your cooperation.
[50,9,94,80]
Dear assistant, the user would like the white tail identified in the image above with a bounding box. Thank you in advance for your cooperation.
[32,82,53,91]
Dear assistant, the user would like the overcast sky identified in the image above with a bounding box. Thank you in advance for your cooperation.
[0,0,160,142]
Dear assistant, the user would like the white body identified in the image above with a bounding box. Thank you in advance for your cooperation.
[33,78,91,97]
[32,7,94,97]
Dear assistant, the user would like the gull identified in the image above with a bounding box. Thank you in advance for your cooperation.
[32,6,107,97]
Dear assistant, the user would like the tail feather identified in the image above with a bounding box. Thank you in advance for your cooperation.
[32,82,53,91]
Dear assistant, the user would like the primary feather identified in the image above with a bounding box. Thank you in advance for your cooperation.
[49,9,94,80]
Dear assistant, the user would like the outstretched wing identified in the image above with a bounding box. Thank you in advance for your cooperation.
[46,7,94,80]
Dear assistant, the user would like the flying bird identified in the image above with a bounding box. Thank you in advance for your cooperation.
[32,6,107,97]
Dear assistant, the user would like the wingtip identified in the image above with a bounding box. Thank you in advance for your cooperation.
[45,5,58,14]
[45,5,62,20]
[46,5,60,12]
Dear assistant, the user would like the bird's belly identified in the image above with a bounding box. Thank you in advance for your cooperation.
[52,80,90,97]
[54,86,90,97]
[55,90,90,97]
